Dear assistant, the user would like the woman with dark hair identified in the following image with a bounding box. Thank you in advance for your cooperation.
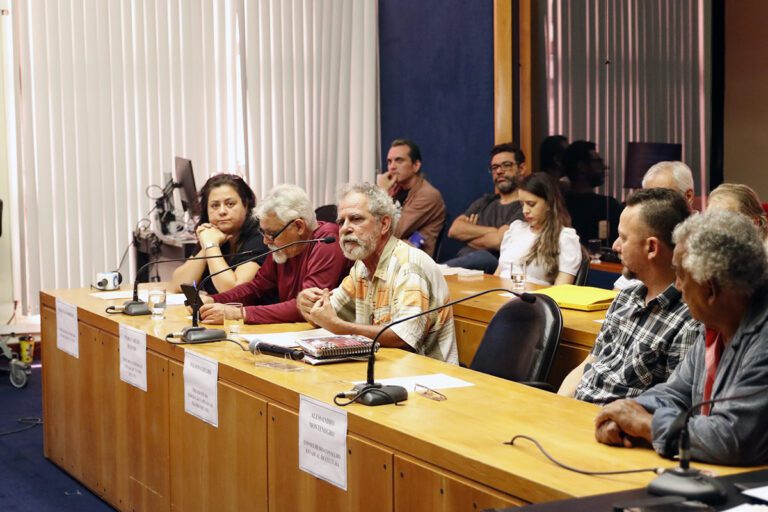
[495,172,582,285]
[171,173,268,294]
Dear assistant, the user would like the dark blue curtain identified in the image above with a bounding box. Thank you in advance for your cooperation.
[379,0,495,260]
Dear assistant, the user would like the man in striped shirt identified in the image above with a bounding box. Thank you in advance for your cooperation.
[297,183,458,364]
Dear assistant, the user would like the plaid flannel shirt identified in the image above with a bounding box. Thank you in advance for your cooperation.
[574,282,702,405]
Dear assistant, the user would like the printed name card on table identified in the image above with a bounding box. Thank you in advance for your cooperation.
[298,395,348,490]
[119,324,147,391]
[55,299,79,358]
[183,351,219,428]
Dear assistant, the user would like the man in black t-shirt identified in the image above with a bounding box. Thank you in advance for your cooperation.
[563,140,623,245]
[444,143,526,274]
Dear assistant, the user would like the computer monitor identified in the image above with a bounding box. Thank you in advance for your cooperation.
[624,142,682,189]
[175,157,201,217]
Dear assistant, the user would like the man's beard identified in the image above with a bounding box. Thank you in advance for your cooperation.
[621,265,637,280]
[269,245,288,264]
[496,175,517,194]
[340,233,376,260]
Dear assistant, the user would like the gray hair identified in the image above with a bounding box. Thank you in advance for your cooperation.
[673,209,768,294]
[255,184,318,230]
[642,161,694,196]
[337,182,399,230]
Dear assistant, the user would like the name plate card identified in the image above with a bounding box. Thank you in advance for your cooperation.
[119,324,147,391]
[55,299,79,358]
[183,351,219,428]
[298,395,348,490]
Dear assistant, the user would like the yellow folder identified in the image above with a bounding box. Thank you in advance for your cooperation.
[534,285,617,311]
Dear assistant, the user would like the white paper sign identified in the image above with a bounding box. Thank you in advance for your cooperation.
[119,324,147,391]
[298,395,348,490]
[55,299,79,358]
[183,351,219,427]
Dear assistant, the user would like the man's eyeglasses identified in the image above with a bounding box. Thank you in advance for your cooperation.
[488,161,518,174]
[259,218,296,240]
[414,383,447,401]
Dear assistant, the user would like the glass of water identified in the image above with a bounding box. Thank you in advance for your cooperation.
[510,260,526,292]
[224,303,244,334]
[587,239,602,264]
[147,284,167,319]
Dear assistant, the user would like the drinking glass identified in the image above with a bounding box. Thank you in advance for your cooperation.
[510,260,526,292]
[147,284,167,319]
[224,303,244,334]
[588,239,602,264]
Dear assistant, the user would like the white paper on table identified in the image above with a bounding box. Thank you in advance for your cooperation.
[90,290,186,305]
[298,395,348,491]
[743,486,768,502]
[723,504,768,511]
[55,299,79,358]
[119,324,147,391]
[90,290,134,300]
[594,319,605,324]
[183,351,219,428]
[239,328,334,348]
[354,373,474,392]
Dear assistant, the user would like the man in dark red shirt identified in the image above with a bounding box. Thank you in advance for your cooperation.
[198,184,351,324]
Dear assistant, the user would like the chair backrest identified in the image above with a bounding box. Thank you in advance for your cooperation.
[433,218,449,262]
[314,204,338,223]
[469,294,563,383]
[574,246,590,286]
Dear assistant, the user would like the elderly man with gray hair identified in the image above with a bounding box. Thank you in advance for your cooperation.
[594,209,768,465]
[199,184,351,324]
[642,161,695,209]
[297,182,458,364]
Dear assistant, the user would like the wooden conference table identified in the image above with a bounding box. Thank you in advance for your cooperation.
[40,287,746,512]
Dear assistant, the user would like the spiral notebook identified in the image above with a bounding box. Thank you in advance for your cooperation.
[297,335,374,359]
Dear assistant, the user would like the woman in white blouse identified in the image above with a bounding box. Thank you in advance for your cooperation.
[496,172,582,285]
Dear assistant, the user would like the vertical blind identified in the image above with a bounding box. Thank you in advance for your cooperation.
[541,0,710,200]
[10,0,378,313]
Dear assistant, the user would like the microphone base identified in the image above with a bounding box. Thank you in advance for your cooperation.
[123,300,150,316]
[181,326,228,343]
[352,383,408,406]
[648,467,727,504]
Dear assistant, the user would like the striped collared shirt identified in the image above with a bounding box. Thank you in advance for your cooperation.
[330,237,458,364]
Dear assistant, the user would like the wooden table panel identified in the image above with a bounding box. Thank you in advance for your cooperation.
[169,360,268,512]
[267,402,394,512]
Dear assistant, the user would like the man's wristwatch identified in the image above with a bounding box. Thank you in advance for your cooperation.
[204,242,219,251]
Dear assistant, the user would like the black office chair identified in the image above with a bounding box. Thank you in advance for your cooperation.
[574,246,590,286]
[432,219,449,262]
[469,294,563,391]
[314,204,337,223]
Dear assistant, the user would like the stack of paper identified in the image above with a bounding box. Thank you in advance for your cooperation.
[534,285,617,311]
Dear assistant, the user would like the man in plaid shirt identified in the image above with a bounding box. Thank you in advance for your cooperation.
[558,188,701,404]
[297,182,458,364]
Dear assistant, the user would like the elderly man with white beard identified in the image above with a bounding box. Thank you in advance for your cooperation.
[197,184,351,324]
[297,182,459,363]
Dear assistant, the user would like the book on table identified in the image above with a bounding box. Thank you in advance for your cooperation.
[297,334,376,362]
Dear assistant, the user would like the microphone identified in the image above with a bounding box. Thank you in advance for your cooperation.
[342,287,536,406]
[647,387,765,504]
[248,339,304,360]
[112,248,266,316]
[181,236,336,343]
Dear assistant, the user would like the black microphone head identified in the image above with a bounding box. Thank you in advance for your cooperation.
[322,236,336,244]
[520,292,537,303]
